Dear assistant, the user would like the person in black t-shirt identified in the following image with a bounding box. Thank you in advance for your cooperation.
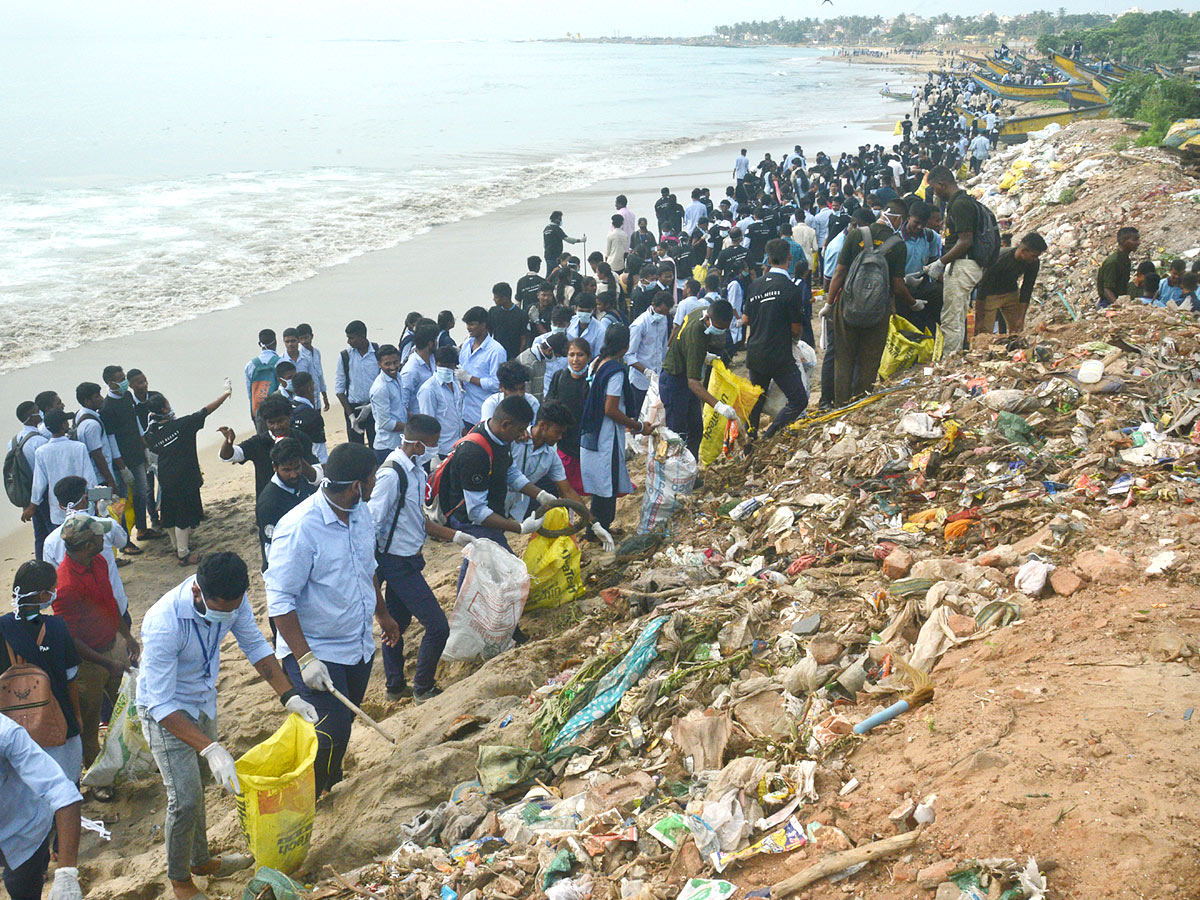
[745,211,773,270]
[487,282,529,359]
[743,239,813,440]
[543,211,582,276]
[289,371,327,461]
[653,188,673,237]
[516,257,547,313]
[255,438,316,572]
[217,394,317,499]
[717,228,750,281]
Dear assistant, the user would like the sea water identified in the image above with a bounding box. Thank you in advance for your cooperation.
[0,38,901,372]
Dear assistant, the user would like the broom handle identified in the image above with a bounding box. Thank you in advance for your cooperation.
[853,699,910,734]
[329,686,396,745]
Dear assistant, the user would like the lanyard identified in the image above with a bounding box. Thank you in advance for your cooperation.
[191,619,221,681]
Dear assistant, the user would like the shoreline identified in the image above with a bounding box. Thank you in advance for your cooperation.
[0,89,904,564]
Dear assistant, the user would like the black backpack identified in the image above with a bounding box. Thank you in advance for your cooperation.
[4,434,37,507]
[376,460,408,558]
[970,199,1001,269]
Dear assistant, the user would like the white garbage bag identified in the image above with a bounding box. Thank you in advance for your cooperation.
[444,540,530,661]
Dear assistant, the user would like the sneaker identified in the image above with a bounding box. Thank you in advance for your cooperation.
[412,686,442,704]
[385,688,408,702]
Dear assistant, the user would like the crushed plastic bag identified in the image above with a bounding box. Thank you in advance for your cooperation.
[445,539,531,661]
[793,340,818,394]
[235,715,318,874]
[82,670,156,788]
[638,429,698,534]
[524,508,583,610]
[699,360,762,466]
[676,878,736,900]
[477,744,546,795]
[879,315,942,380]
[1014,559,1054,596]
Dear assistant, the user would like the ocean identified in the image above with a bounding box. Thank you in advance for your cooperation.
[0,38,900,372]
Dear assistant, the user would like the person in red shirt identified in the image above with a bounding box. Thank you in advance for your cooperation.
[53,515,140,770]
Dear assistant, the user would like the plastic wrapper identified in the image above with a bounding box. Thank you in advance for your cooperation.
[711,816,806,873]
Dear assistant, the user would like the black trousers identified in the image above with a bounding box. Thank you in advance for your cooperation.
[342,404,375,446]
[748,360,809,437]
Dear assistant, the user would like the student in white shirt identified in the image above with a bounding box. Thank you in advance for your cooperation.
[626,291,673,415]
[480,360,541,424]
[455,306,508,428]
[417,347,466,459]
[566,294,606,357]
[11,401,51,559]
[369,345,406,465]
[516,331,568,401]
[23,409,96,529]
[73,382,122,490]
[399,322,437,424]
[295,323,330,411]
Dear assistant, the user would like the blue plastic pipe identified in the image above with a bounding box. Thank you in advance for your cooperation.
[853,700,911,734]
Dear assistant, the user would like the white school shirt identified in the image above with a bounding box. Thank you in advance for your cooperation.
[480,391,540,424]
[30,437,97,524]
[299,346,327,394]
[626,308,670,391]
[334,345,380,405]
[368,447,427,558]
[459,334,507,426]
[416,375,465,457]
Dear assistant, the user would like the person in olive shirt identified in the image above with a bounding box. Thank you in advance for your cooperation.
[925,165,983,355]
[1096,226,1140,309]
[743,239,813,439]
[827,200,918,405]
[659,299,740,459]
[974,232,1047,336]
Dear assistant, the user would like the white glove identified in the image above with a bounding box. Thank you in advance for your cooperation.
[49,868,82,900]
[199,742,241,795]
[714,401,738,421]
[452,531,475,547]
[925,259,945,281]
[592,524,615,553]
[519,514,546,535]
[222,377,233,396]
[910,298,928,311]
[819,302,834,319]
[284,694,319,724]
[454,368,473,384]
[581,233,587,241]
[535,490,555,508]
[297,652,334,692]
[904,272,923,289]
[704,352,720,364]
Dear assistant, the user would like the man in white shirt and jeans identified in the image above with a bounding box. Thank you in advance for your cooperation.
[22,409,96,530]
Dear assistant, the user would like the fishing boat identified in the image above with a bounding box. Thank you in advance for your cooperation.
[1049,52,1120,86]
[880,88,911,100]
[971,72,1072,102]
[956,102,1111,142]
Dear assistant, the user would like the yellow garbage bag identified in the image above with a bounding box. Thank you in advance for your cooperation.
[523,507,583,610]
[878,315,943,380]
[235,715,317,874]
[699,360,763,467]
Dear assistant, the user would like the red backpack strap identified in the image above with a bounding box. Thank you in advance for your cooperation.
[424,431,495,506]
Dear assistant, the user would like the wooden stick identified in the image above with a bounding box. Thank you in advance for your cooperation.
[325,866,387,900]
[329,686,396,745]
[773,829,922,898]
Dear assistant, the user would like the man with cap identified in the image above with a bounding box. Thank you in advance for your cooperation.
[138,551,317,900]
[51,514,139,768]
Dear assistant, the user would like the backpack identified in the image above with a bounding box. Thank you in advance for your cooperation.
[4,433,36,507]
[70,408,104,444]
[376,460,409,557]
[248,353,280,417]
[970,198,1001,269]
[0,626,68,748]
[424,432,495,523]
[340,342,380,399]
[841,226,902,328]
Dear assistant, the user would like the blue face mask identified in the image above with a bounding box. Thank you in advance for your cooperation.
[705,324,727,337]
[577,312,592,325]
[195,594,238,626]
[117,379,130,393]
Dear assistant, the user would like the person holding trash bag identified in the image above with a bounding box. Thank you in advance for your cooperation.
[266,443,400,797]
[137,551,318,900]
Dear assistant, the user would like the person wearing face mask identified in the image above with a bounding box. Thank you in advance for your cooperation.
[144,382,233,566]
[566,294,606,356]
[43,476,130,626]
[218,393,318,499]
[138,552,317,900]
[370,415,470,703]
[367,344,407,465]
[266,443,400,797]
[1,561,84,784]
[545,338,592,496]
[100,365,163,543]
[255,439,316,572]
[418,347,466,460]
[516,330,568,402]
[530,305,572,385]
[659,299,739,460]
[625,291,673,417]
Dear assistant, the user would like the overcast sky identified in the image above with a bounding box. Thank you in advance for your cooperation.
[2,0,1185,41]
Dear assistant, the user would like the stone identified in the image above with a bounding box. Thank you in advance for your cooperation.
[892,860,918,883]
[809,635,845,665]
[1049,569,1084,596]
[1073,549,1134,584]
[935,883,964,900]
[976,545,1016,568]
[917,859,958,889]
[1013,525,1053,556]
[947,614,977,638]
[882,547,914,580]
[792,613,822,636]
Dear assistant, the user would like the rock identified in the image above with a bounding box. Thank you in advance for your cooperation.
[1072,549,1134,584]
[935,882,964,900]
[1174,512,1200,527]
[809,635,845,665]
[1013,525,1053,556]
[882,548,914,580]
[1099,508,1127,531]
[892,860,917,883]
[792,613,822,636]
[1049,569,1084,596]
[976,545,1016,568]
[917,859,958,889]
[947,614,977,638]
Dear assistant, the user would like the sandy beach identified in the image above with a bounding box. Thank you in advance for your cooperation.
[0,107,902,565]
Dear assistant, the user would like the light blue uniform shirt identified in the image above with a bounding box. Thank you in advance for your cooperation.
[265,490,379,665]
[627,308,669,391]
[369,371,406,451]
[533,332,568,385]
[823,229,848,278]
[416,375,464,457]
[459,334,507,426]
[481,391,539,425]
[0,715,83,869]
[299,345,327,394]
[334,345,380,405]
[399,352,435,423]
[567,316,606,358]
[137,575,274,723]
[368,447,427,558]
[1157,277,1183,306]
[904,228,939,276]
[505,439,566,520]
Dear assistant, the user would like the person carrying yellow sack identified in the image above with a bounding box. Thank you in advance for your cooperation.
[136,552,318,900]
[659,299,740,462]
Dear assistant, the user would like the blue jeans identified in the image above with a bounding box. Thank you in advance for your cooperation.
[748,360,808,437]
[281,654,373,796]
[142,710,218,881]
[377,553,448,694]
[659,371,703,460]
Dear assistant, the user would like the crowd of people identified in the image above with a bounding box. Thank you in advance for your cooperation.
[4,59,1177,897]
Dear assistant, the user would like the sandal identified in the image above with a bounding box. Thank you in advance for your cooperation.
[137,528,166,540]
[177,551,200,566]
[92,786,115,803]
[122,544,143,556]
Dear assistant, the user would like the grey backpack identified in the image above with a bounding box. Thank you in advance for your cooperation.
[841,227,901,327]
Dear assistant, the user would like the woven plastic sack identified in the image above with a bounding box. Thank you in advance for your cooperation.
[699,360,762,466]
[878,315,943,380]
[638,429,697,534]
[524,508,584,610]
[235,715,318,874]
[445,539,530,661]
[83,670,155,787]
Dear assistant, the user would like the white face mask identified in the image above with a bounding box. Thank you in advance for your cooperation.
[436,366,455,384]
[12,587,55,619]
[577,312,592,325]
[551,326,566,334]
[649,311,665,324]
